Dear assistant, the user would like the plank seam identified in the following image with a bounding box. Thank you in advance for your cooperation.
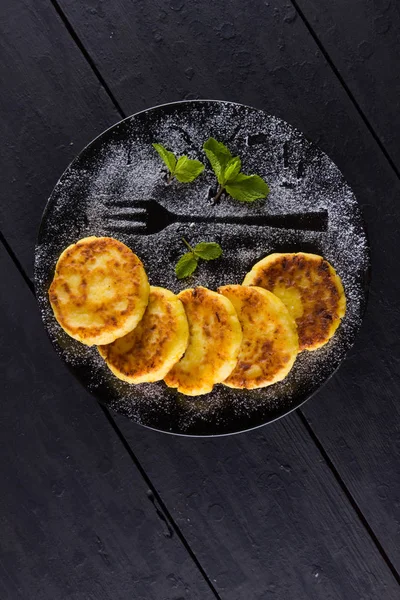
[49,0,125,118]
[0,230,35,295]
[289,0,400,181]
[298,410,400,585]
[100,406,222,600]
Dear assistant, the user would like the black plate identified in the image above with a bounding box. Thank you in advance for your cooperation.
[35,100,370,436]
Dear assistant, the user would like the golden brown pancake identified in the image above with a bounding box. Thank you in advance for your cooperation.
[218,285,298,389]
[98,286,189,383]
[49,236,149,346]
[243,252,346,351]
[164,286,242,396]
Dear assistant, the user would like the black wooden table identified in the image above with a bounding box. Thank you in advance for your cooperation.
[1,1,400,598]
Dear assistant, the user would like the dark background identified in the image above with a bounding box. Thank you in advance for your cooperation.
[1,1,400,598]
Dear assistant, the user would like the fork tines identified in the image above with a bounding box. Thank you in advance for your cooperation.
[107,203,148,233]
[107,220,147,233]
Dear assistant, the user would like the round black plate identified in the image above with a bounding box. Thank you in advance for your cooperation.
[35,100,370,436]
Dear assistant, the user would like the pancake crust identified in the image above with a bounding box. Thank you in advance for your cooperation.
[164,287,242,396]
[243,253,346,351]
[49,236,149,346]
[98,286,189,383]
[218,285,298,389]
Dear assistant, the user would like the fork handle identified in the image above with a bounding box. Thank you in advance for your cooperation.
[174,211,328,232]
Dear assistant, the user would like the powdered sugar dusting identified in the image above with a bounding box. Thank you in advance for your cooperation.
[35,101,369,435]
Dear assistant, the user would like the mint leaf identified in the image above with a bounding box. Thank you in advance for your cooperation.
[203,137,270,202]
[203,138,232,184]
[193,242,223,260]
[153,144,204,184]
[175,238,223,279]
[223,156,241,184]
[174,156,205,183]
[152,143,176,174]
[225,173,269,202]
[175,252,198,279]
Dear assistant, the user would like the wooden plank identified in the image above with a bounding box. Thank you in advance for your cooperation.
[0,0,120,278]
[292,0,400,172]
[0,242,217,599]
[55,0,400,576]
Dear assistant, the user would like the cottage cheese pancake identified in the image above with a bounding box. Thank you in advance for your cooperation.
[164,287,242,396]
[49,236,149,346]
[98,286,189,383]
[243,253,346,351]
[218,285,298,389]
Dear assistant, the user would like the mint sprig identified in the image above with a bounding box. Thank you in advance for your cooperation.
[203,137,269,202]
[153,143,204,183]
[175,238,223,279]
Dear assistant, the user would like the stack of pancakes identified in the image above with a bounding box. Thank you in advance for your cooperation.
[49,237,346,396]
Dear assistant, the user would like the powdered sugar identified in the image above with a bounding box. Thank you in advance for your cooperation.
[34,101,369,435]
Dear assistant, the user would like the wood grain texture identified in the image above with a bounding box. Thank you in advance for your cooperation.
[293,0,400,172]
[0,242,216,600]
[116,414,400,599]
[0,0,120,278]
[57,0,400,573]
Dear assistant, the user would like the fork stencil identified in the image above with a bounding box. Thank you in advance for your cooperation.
[105,198,328,235]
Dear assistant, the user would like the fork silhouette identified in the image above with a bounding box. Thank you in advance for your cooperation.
[107,199,328,234]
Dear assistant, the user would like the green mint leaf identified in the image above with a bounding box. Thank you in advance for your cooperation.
[225,173,269,202]
[223,156,242,184]
[175,238,223,278]
[152,143,177,175]
[203,137,270,202]
[193,242,223,260]
[203,138,232,184]
[175,252,198,279]
[174,156,205,183]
